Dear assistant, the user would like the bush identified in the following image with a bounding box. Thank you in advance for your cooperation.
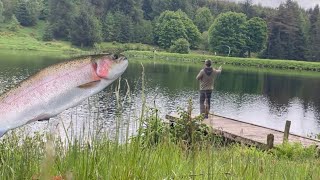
[272,142,318,160]
[169,38,190,54]
[135,99,218,149]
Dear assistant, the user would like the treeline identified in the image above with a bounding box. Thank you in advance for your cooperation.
[0,0,320,61]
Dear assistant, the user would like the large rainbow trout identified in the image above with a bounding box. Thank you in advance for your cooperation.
[0,54,128,137]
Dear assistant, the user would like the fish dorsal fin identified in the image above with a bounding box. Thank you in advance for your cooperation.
[77,80,100,89]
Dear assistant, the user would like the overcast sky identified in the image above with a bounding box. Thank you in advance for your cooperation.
[231,0,319,9]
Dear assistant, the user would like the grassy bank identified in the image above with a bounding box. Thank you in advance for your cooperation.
[124,50,320,72]
[1,128,319,179]
[0,21,86,54]
[0,21,156,55]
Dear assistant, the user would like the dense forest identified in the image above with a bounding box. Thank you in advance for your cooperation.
[0,0,320,62]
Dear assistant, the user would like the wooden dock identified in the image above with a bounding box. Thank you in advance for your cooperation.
[166,113,320,149]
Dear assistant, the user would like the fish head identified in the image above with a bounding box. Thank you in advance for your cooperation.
[93,54,128,80]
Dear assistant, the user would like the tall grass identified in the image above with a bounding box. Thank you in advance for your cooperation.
[1,132,319,179]
[0,65,319,179]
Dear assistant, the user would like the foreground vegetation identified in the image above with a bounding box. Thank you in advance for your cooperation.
[125,50,320,72]
[0,102,319,179]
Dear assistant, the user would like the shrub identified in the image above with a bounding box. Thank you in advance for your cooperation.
[272,142,318,160]
[169,38,190,54]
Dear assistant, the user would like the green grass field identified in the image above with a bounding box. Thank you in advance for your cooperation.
[0,21,86,53]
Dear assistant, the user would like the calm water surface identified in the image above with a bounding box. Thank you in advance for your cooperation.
[0,51,320,139]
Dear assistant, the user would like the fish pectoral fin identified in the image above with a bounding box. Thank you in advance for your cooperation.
[78,80,101,89]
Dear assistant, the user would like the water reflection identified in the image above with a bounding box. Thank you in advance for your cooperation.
[0,52,320,139]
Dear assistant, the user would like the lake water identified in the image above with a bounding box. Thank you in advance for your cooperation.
[0,51,320,139]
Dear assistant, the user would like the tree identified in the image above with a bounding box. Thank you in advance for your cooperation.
[108,0,143,22]
[39,0,49,20]
[194,7,213,33]
[307,5,320,61]
[264,0,306,60]
[176,10,201,48]
[240,0,256,18]
[48,0,75,39]
[42,23,53,41]
[15,0,39,26]
[154,10,200,49]
[200,31,209,50]
[154,10,187,49]
[113,11,134,43]
[0,0,4,23]
[2,0,18,22]
[103,12,116,42]
[208,12,247,56]
[243,17,267,57]
[133,20,153,44]
[142,0,153,20]
[7,15,20,31]
[70,8,102,47]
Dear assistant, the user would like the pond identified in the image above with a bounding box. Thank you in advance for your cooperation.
[0,51,320,139]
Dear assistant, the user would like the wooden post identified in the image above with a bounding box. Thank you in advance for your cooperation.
[283,120,291,143]
[267,134,274,149]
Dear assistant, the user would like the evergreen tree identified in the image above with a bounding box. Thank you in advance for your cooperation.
[2,0,18,22]
[308,5,320,61]
[39,0,49,20]
[240,0,255,18]
[48,0,74,39]
[108,0,143,22]
[89,0,106,18]
[15,0,38,26]
[7,15,20,31]
[103,12,116,42]
[70,7,102,47]
[0,0,4,23]
[113,11,134,43]
[42,23,53,41]
[264,0,306,60]
[142,0,153,20]
[133,20,153,44]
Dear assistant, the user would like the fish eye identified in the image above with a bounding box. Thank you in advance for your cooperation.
[113,54,119,60]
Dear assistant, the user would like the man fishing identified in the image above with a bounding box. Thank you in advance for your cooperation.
[196,59,222,118]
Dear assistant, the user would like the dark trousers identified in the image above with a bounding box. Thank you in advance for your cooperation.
[200,90,212,115]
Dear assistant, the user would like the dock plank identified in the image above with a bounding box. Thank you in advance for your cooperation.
[166,113,320,149]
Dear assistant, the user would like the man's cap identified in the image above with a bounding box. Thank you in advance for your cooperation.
[205,59,212,66]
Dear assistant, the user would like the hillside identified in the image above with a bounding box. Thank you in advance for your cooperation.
[0,21,84,53]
